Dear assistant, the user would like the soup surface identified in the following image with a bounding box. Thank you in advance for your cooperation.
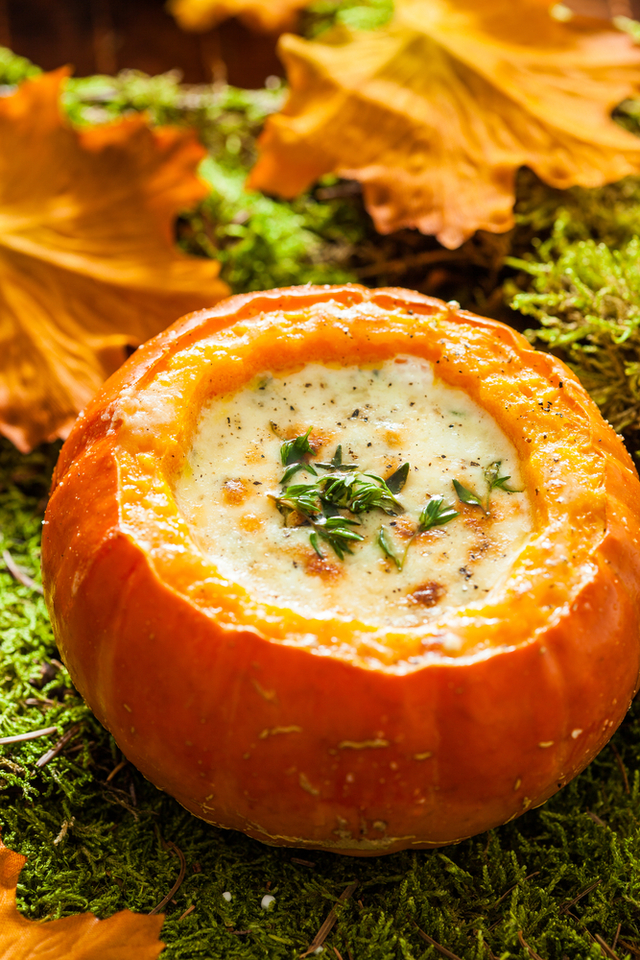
[174,356,533,627]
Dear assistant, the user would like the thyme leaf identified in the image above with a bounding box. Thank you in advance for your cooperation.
[312,514,364,560]
[280,427,316,465]
[452,478,486,512]
[315,444,358,471]
[385,462,410,494]
[484,460,523,494]
[419,496,459,531]
[279,428,318,482]
[377,527,403,570]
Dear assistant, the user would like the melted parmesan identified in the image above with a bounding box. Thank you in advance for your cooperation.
[174,357,533,627]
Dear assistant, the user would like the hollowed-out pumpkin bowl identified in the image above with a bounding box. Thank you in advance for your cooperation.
[41,284,640,855]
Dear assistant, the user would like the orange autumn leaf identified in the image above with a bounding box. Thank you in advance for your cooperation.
[249,0,640,248]
[167,0,307,32]
[0,69,229,453]
[0,839,164,960]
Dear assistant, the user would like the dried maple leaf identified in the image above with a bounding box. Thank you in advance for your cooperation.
[167,0,307,32]
[249,0,640,248]
[0,839,164,960]
[0,69,229,452]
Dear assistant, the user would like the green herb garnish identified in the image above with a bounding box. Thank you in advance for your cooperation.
[484,460,523,494]
[278,426,318,483]
[419,496,459,531]
[320,471,404,515]
[452,478,487,513]
[385,462,410,494]
[377,527,403,570]
[274,433,505,564]
[280,426,314,465]
[311,514,364,560]
[453,462,523,514]
[315,444,358,471]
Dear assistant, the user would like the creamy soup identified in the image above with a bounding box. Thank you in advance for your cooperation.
[174,356,533,627]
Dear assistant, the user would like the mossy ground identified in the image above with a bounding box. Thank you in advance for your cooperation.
[2,40,640,960]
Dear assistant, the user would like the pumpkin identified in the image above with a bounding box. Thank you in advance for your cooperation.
[41,284,640,855]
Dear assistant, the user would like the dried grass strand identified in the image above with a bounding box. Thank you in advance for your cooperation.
[0,725,58,745]
[106,758,127,782]
[560,878,601,913]
[300,881,358,957]
[595,933,621,959]
[414,925,465,960]
[517,931,545,960]
[609,742,631,794]
[35,723,82,768]
[2,549,43,594]
[149,841,187,915]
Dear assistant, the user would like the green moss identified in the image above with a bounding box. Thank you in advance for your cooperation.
[502,168,640,433]
[302,0,394,37]
[0,46,41,85]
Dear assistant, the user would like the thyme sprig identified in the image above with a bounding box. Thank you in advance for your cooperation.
[453,460,522,514]
[274,432,521,565]
[277,425,318,484]
[419,496,459,531]
[320,471,404,515]
[377,527,403,570]
[274,434,408,558]
[484,460,523,494]
[315,444,358,472]
[377,495,459,572]
[453,478,487,513]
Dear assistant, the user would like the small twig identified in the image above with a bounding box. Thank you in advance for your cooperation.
[595,933,621,959]
[613,923,622,952]
[586,810,607,827]
[35,723,82,768]
[24,697,57,709]
[0,725,58,746]
[2,549,43,594]
[300,881,358,958]
[414,925,465,960]
[560,879,601,913]
[178,904,196,922]
[314,181,362,201]
[106,758,127,782]
[291,857,316,868]
[356,249,467,279]
[493,871,541,906]
[617,940,640,958]
[517,931,545,960]
[479,937,499,960]
[609,742,630,794]
[149,841,187,915]
[333,948,345,960]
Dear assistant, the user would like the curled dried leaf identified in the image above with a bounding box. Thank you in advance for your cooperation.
[0,839,165,959]
[168,0,307,32]
[0,69,229,452]
[249,0,640,247]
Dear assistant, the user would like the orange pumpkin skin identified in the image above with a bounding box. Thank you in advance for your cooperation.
[42,284,640,855]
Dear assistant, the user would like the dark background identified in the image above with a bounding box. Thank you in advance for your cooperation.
[0,0,283,87]
[0,0,639,89]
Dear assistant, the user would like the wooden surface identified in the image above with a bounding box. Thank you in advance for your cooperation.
[0,0,283,86]
[3,0,639,89]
